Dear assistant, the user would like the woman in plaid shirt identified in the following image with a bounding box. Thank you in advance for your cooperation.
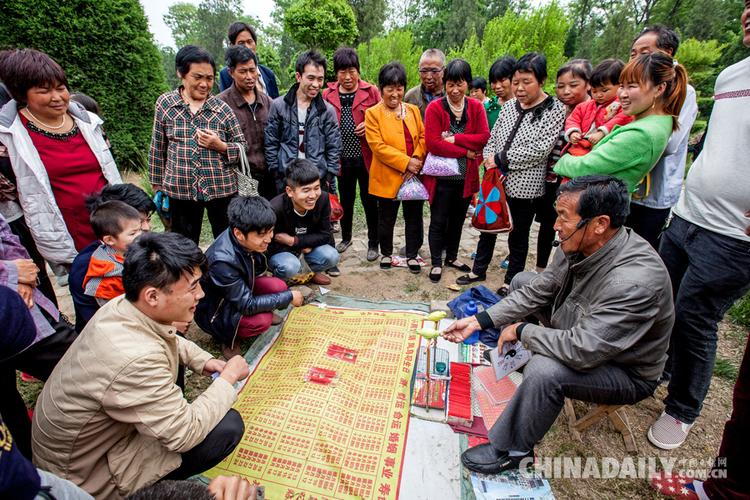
[149,45,246,244]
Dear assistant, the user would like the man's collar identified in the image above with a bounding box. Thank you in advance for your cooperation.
[119,296,177,339]
[568,227,626,273]
[227,84,264,108]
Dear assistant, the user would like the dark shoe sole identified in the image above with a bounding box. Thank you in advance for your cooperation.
[446,260,471,273]
[456,274,486,285]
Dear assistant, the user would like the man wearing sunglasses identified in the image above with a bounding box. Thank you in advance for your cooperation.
[404,49,446,118]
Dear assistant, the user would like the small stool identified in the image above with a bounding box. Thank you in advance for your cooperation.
[563,399,638,453]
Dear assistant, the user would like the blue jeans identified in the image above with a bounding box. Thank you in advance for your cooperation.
[660,216,750,423]
[269,245,340,278]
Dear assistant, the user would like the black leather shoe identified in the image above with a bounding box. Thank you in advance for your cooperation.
[456,273,486,285]
[461,444,533,475]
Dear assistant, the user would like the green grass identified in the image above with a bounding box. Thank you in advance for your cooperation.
[729,293,750,329]
[713,357,739,382]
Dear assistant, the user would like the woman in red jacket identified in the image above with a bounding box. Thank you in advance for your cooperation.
[423,59,490,282]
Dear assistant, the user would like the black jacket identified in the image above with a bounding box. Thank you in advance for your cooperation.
[267,193,332,257]
[195,228,293,344]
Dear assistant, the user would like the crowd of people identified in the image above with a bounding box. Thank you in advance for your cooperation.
[0,6,748,499]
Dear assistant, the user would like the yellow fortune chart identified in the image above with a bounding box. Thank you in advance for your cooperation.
[205,305,422,500]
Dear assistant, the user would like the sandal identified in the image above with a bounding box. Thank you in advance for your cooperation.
[407,258,421,274]
[456,273,486,285]
[429,266,443,283]
[380,256,392,269]
[445,259,471,273]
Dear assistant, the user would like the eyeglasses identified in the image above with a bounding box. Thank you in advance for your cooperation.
[418,67,444,75]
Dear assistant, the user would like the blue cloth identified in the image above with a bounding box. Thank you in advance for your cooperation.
[268,245,339,278]
[0,415,41,500]
[447,285,502,347]
[219,64,279,99]
[69,241,99,332]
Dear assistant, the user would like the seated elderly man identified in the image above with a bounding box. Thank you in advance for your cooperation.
[444,175,674,474]
[31,232,250,499]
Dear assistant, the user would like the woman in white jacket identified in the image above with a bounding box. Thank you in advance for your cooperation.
[0,49,121,268]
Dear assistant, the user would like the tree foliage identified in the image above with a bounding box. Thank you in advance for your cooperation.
[0,0,168,170]
[357,30,423,88]
[284,0,359,51]
[348,0,387,44]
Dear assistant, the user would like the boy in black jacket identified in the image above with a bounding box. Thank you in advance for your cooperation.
[268,159,340,285]
[195,196,304,358]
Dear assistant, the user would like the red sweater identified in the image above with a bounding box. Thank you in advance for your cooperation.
[423,97,490,202]
[565,98,633,139]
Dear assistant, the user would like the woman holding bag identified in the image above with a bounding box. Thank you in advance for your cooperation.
[365,62,426,273]
[456,53,564,295]
[423,59,490,283]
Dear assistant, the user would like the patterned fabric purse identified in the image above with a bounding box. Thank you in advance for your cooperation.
[236,147,259,197]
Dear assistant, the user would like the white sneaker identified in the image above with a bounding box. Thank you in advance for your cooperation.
[647,412,694,450]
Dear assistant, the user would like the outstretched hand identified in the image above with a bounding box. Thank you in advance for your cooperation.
[442,316,481,343]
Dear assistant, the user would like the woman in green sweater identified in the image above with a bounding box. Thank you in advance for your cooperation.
[554,52,688,193]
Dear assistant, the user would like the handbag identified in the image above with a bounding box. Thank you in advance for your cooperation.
[422,153,461,177]
[396,176,429,201]
[471,167,512,233]
[235,146,259,197]
[329,193,344,221]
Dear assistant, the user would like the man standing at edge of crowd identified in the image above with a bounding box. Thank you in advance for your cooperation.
[31,232,249,499]
[405,49,446,118]
[218,21,280,98]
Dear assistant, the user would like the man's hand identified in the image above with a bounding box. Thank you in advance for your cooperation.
[302,247,312,254]
[354,122,366,137]
[291,290,304,307]
[274,233,295,247]
[498,323,522,347]
[220,355,250,385]
[569,131,582,144]
[207,475,258,500]
[587,130,605,145]
[203,358,227,376]
[14,259,39,285]
[18,283,34,309]
[196,129,228,153]
[442,316,481,343]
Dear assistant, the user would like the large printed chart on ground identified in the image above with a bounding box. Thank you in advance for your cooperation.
[205,305,422,500]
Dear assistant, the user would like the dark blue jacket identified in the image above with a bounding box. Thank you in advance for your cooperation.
[69,241,99,332]
[219,64,280,99]
[195,228,293,344]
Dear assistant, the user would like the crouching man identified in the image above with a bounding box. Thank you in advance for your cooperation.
[31,232,249,499]
[444,175,674,474]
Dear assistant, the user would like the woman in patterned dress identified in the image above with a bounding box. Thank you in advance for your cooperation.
[457,53,565,295]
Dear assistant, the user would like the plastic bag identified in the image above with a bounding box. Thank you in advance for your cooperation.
[447,285,503,347]
[396,176,429,201]
[329,193,343,221]
[422,153,461,177]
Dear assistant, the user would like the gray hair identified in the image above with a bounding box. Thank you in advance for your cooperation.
[419,48,446,66]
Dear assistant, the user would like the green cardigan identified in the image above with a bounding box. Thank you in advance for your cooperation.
[554,114,672,192]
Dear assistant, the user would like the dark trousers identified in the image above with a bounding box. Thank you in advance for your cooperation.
[535,180,560,269]
[627,202,671,249]
[8,217,57,307]
[659,216,750,423]
[163,409,244,480]
[170,196,234,244]
[428,180,471,266]
[703,333,750,499]
[338,157,378,248]
[0,318,78,459]
[375,196,423,259]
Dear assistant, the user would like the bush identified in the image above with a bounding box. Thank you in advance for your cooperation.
[0,0,168,171]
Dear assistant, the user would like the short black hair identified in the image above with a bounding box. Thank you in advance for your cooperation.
[70,92,101,115]
[0,49,68,105]
[488,56,517,83]
[444,58,472,84]
[470,77,487,92]
[228,196,276,234]
[126,480,213,500]
[123,232,207,302]
[285,159,321,188]
[90,200,142,240]
[378,62,407,89]
[295,50,326,75]
[635,25,680,56]
[515,52,548,84]
[556,58,593,82]
[557,175,630,229]
[228,21,257,45]
[86,184,156,215]
[225,45,258,70]
[590,59,625,88]
[175,45,215,77]
[333,47,360,73]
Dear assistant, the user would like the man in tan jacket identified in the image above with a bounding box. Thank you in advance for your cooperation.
[31,232,250,499]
